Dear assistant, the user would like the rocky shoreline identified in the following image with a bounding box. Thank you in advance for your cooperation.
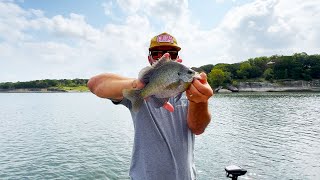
[1,80,320,93]
[216,79,320,93]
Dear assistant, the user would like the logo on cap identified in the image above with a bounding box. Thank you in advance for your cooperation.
[157,34,174,43]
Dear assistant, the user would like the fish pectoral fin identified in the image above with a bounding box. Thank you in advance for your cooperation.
[165,81,181,90]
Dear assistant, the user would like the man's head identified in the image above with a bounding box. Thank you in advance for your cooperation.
[148,32,181,65]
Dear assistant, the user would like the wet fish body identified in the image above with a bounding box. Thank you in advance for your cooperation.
[123,55,198,112]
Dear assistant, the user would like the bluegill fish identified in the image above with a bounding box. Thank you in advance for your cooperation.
[123,54,199,112]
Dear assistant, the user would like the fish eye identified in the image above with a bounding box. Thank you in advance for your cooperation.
[178,72,181,75]
[187,70,193,74]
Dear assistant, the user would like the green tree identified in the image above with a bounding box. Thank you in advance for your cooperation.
[208,69,226,88]
[199,64,214,74]
[263,68,274,80]
[248,56,269,77]
[0,82,13,89]
[273,56,291,79]
[236,62,252,79]
[306,55,320,79]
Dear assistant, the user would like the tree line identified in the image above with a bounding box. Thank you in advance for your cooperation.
[0,79,88,89]
[1,52,320,90]
[200,52,320,88]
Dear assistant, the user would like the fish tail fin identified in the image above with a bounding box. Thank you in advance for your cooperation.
[123,89,144,112]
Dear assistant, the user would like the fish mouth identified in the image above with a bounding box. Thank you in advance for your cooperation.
[193,72,201,80]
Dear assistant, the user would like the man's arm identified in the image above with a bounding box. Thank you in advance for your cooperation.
[186,73,213,135]
[87,73,174,111]
[87,73,144,100]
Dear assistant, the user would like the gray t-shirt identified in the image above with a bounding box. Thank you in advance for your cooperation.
[113,93,196,180]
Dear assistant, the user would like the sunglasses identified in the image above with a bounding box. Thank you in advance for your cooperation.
[150,50,179,60]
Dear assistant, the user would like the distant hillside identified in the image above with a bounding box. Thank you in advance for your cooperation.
[199,52,320,89]
[1,52,320,92]
[0,79,89,92]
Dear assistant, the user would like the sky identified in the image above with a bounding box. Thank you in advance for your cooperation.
[1,0,320,82]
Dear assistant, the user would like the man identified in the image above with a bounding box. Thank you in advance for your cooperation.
[87,32,213,180]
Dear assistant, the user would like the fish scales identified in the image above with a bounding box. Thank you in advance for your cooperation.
[123,54,199,112]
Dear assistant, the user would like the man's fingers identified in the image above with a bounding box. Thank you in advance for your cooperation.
[132,79,145,90]
[187,84,208,103]
[199,72,207,84]
[187,84,197,94]
[192,79,213,97]
[175,58,182,63]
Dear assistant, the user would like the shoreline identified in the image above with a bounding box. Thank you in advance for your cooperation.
[216,89,320,93]
[1,88,319,93]
[217,79,320,93]
[1,79,320,93]
[0,88,89,93]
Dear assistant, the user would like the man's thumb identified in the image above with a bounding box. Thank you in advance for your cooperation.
[199,72,207,84]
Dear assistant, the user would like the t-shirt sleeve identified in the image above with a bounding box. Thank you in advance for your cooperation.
[111,98,132,109]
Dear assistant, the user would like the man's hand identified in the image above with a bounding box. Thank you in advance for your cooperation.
[186,72,213,103]
[175,58,182,63]
[132,79,145,90]
[186,72,213,135]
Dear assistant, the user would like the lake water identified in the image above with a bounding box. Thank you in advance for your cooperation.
[0,92,319,180]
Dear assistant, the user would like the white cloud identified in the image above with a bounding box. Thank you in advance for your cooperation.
[113,0,189,29]
[0,2,106,81]
[29,9,44,17]
[273,0,320,48]
[1,0,320,82]
[49,14,103,42]
[102,1,113,16]
[117,0,141,14]
[215,0,237,4]
[209,0,320,62]
[0,2,29,41]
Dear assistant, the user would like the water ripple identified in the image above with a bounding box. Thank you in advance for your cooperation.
[1,92,320,179]
[197,92,320,179]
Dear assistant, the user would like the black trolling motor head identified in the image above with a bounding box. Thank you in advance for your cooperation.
[225,165,247,180]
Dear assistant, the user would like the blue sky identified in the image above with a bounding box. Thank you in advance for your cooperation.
[17,0,253,29]
[16,0,109,28]
[1,0,319,82]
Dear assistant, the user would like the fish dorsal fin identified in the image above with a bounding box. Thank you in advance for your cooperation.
[138,66,153,84]
[151,53,171,68]
[138,53,171,84]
